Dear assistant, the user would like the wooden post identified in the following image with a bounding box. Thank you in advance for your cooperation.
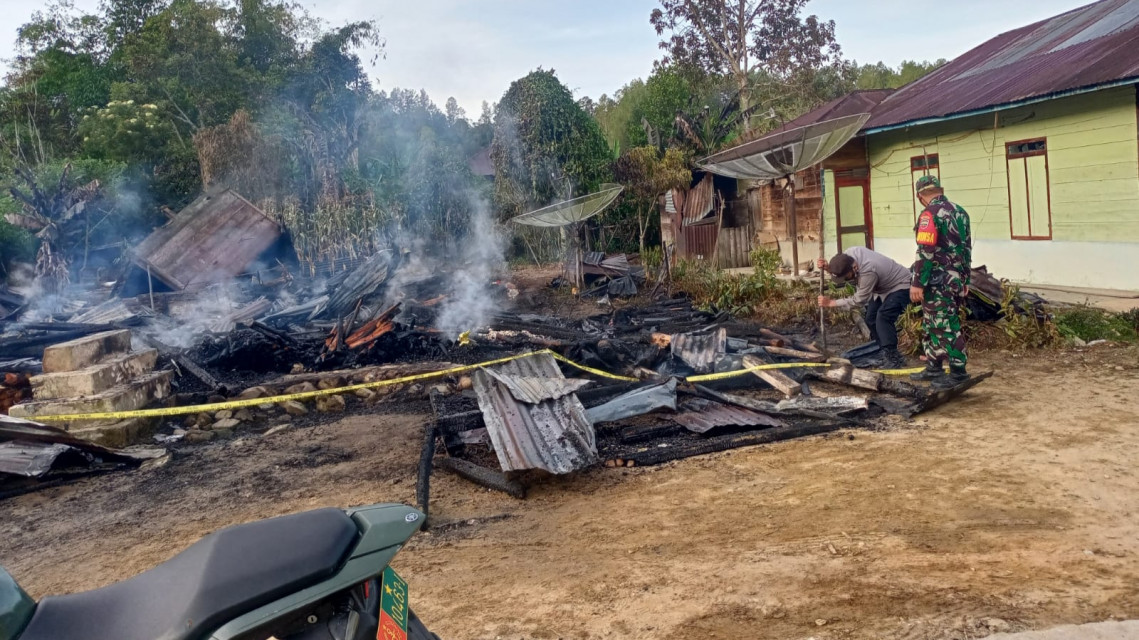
[788,177,799,276]
[146,265,155,311]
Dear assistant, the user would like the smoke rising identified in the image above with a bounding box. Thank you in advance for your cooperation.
[434,191,505,337]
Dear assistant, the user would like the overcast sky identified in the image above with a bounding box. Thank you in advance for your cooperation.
[0,0,1092,114]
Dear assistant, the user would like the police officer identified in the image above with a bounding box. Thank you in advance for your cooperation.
[909,176,972,389]
[817,247,911,369]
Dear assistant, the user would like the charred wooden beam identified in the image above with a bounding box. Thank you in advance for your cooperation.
[415,423,437,529]
[904,371,994,417]
[619,422,684,444]
[434,457,527,499]
[173,354,221,391]
[623,421,848,467]
[436,410,484,436]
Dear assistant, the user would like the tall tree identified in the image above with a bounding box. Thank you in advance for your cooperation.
[650,0,842,132]
[491,69,612,220]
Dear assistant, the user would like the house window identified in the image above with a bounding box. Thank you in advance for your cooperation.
[911,153,940,222]
[1005,138,1052,240]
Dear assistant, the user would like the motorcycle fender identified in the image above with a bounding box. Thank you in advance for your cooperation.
[208,504,424,640]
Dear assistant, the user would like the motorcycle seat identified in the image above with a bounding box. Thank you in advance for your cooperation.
[19,507,359,640]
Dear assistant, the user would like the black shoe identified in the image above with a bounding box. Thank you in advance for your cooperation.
[910,363,943,381]
[882,348,907,370]
[931,368,970,390]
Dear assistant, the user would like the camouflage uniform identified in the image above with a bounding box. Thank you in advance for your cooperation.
[912,176,972,370]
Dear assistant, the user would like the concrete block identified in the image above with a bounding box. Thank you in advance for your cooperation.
[69,418,158,449]
[9,370,174,421]
[31,349,158,399]
[42,330,132,373]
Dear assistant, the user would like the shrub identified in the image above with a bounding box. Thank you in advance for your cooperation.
[1054,306,1138,343]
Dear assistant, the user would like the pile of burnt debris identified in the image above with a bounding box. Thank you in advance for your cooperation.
[0,189,1002,501]
[411,300,991,517]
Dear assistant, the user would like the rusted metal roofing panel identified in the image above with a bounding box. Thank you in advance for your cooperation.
[670,328,726,374]
[472,353,597,474]
[759,90,893,140]
[682,174,715,224]
[866,0,1139,130]
[133,189,282,291]
[680,220,718,262]
[673,398,784,434]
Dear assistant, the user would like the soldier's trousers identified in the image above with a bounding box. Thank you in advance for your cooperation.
[921,283,967,369]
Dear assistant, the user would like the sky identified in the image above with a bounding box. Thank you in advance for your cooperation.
[0,0,1094,114]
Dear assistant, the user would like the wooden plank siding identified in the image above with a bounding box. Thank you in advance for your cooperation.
[866,85,1139,244]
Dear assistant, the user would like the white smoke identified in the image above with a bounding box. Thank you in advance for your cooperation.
[434,191,505,338]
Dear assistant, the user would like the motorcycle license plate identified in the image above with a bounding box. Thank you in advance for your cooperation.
[378,567,410,640]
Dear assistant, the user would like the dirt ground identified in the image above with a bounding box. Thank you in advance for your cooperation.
[3,345,1139,640]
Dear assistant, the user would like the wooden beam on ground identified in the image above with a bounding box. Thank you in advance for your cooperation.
[174,354,222,391]
[742,354,801,398]
[624,421,848,466]
[904,371,994,417]
[435,457,527,499]
[763,346,827,362]
[818,363,882,391]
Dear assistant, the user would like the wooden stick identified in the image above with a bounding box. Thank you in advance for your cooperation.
[763,346,827,362]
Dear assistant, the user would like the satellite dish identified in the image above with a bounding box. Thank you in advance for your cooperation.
[698,113,871,180]
[696,112,871,278]
[510,183,624,227]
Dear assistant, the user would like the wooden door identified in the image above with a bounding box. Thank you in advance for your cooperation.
[835,177,873,251]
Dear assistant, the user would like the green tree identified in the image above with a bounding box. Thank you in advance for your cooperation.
[855,59,945,89]
[650,0,843,132]
[491,69,613,220]
[614,146,691,253]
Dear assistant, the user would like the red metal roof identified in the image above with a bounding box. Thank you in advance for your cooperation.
[866,0,1139,130]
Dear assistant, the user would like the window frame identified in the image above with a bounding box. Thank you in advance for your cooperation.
[1004,137,1053,241]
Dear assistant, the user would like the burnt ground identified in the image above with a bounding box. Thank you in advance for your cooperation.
[4,270,1139,639]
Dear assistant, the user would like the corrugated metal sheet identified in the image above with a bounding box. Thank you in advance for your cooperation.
[866,0,1139,129]
[585,378,678,424]
[472,353,597,474]
[133,189,282,291]
[0,441,74,477]
[481,369,593,404]
[70,299,155,324]
[682,174,715,224]
[673,398,784,434]
[670,328,726,374]
[681,220,718,262]
[778,90,894,132]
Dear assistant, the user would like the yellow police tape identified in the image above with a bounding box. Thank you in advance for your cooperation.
[32,349,924,423]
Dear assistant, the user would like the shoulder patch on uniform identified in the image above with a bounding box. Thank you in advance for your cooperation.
[916,210,938,246]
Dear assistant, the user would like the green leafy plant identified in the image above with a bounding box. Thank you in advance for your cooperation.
[1054,306,1138,343]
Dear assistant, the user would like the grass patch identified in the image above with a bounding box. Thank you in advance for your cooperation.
[670,249,855,329]
[1054,306,1138,343]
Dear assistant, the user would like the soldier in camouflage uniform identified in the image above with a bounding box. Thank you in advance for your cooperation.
[909,175,972,389]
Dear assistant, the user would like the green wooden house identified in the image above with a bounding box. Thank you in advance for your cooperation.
[815,0,1139,290]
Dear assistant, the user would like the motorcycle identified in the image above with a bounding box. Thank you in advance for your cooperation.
[0,503,439,640]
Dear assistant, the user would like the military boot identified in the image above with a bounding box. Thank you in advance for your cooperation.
[882,347,907,370]
[931,366,970,390]
[910,362,944,381]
